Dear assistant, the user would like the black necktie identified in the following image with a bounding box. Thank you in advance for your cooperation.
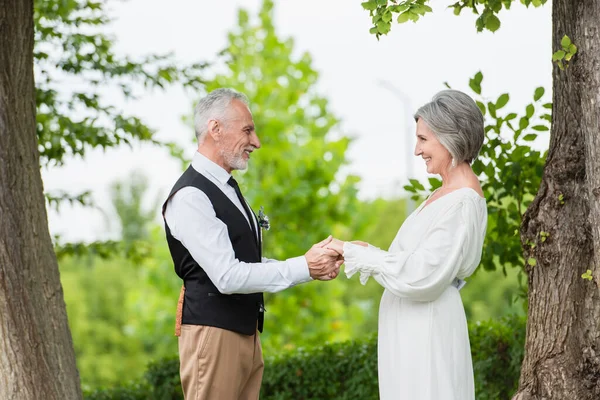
[227,177,258,242]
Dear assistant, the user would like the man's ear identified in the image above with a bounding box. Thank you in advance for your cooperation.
[207,119,221,141]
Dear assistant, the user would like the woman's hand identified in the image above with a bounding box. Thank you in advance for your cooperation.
[351,240,368,247]
[326,238,345,255]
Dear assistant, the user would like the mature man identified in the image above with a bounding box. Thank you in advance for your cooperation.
[162,88,342,399]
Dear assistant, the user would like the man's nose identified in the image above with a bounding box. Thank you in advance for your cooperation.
[251,131,261,149]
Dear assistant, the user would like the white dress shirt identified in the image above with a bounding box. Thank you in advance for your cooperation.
[164,151,311,294]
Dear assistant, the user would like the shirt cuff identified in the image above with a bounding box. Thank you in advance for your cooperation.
[287,255,312,284]
[343,242,385,285]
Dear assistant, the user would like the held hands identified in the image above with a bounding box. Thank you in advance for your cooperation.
[305,236,370,281]
[326,239,368,255]
[305,236,344,281]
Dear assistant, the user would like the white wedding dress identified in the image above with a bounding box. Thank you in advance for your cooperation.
[344,188,487,400]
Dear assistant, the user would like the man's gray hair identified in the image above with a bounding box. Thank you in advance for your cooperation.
[194,88,249,144]
[414,89,484,164]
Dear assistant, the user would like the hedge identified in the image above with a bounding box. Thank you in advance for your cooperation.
[85,314,525,400]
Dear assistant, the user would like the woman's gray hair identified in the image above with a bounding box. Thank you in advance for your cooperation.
[194,88,249,144]
[414,89,484,164]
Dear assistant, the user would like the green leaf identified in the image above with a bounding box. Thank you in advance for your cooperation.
[476,101,486,116]
[569,44,578,54]
[496,93,509,109]
[407,11,420,22]
[404,184,417,193]
[561,35,571,48]
[469,75,482,94]
[488,102,497,118]
[392,3,411,13]
[485,14,501,32]
[533,87,545,101]
[581,270,593,281]
[361,1,378,11]
[526,104,534,118]
[519,117,530,130]
[409,179,426,191]
[505,113,517,121]
[376,0,388,5]
[522,134,537,141]
[397,12,411,23]
[382,10,393,23]
[428,177,442,189]
[532,125,549,132]
[552,50,566,61]
[527,257,537,267]
[377,20,391,34]
[490,1,502,12]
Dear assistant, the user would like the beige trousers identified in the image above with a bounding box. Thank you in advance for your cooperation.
[178,324,264,400]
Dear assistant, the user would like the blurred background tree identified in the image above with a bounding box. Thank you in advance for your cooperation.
[201,0,367,352]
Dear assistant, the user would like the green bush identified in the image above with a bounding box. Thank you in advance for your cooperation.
[471,315,526,399]
[85,315,525,400]
[84,382,150,400]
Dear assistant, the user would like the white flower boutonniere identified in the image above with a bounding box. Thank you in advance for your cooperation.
[258,206,270,231]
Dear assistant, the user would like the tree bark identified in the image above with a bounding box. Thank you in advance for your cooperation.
[514,0,600,399]
[0,1,82,399]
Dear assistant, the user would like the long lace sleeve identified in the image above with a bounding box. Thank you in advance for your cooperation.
[344,197,484,302]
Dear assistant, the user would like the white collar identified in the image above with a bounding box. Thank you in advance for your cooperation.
[191,151,231,185]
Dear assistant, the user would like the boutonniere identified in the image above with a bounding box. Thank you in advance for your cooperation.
[258,206,270,231]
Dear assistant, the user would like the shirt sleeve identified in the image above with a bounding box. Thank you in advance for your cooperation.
[164,187,312,294]
[343,198,480,302]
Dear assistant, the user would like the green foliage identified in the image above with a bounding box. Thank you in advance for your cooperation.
[110,171,159,246]
[552,35,578,70]
[581,270,593,281]
[84,315,526,400]
[461,265,527,322]
[470,315,526,399]
[34,0,203,167]
[54,238,149,263]
[35,0,204,259]
[84,383,150,400]
[61,227,181,388]
[200,0,364,353]
[361,0,549,38]
[405,72,548,279]
[59,173,181,388]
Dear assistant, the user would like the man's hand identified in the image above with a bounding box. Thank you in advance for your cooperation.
[350,240,368,247]
[305,236,344,280]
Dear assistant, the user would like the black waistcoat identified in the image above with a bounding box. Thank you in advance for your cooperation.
[162,166,264,335]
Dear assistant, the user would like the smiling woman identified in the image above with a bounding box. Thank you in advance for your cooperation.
[328,89,487,400]
[413,90,485,204]
[414,89,485,173]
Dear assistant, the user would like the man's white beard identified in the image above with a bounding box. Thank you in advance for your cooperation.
[221,148,248,171]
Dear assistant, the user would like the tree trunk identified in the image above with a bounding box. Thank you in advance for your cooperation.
[0,1,82,399]
[514,0,600,399]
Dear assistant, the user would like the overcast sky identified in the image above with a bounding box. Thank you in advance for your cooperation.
[42,0,552,242]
